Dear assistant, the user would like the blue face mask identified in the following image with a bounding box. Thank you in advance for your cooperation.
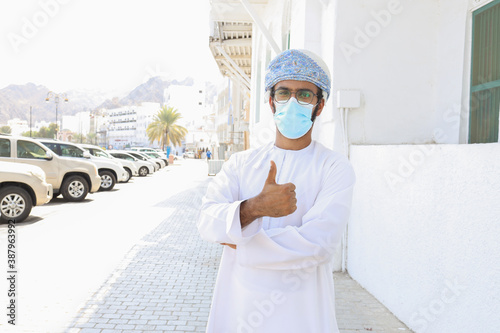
[274,98,314,139]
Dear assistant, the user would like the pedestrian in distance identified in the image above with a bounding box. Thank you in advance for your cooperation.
[197,49,356,333]
[206,149,212,161]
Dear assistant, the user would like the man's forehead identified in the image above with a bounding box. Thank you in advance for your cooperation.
[275,80,320,90]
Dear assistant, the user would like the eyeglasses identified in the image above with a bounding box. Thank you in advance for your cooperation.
[273,88,319,105]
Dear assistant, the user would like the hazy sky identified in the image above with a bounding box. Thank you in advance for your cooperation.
[0,0,222,94]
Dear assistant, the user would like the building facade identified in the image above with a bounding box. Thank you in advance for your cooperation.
[209,16,252,157]
[105,102,161,149]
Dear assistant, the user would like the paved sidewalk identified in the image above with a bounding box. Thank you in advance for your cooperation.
[66,176,411,333]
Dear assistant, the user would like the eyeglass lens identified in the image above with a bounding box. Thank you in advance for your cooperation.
[274,89,315,104]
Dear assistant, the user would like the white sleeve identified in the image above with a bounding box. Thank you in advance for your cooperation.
[236,161,356,270]
[197,155,260,244]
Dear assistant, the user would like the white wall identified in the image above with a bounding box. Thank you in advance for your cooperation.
[348,143,500,333]
[332,0,472,146]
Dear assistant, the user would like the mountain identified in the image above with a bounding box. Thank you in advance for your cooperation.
[96,76,194,110]
[0,77,195,125]
[0,83,113,124]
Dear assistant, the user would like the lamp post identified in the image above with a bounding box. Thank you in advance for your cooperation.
[45,91,68,139]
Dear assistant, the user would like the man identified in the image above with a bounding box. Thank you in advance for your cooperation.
[198,49,355,333]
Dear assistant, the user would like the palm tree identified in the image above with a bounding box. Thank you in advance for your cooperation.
[146,105,187,149]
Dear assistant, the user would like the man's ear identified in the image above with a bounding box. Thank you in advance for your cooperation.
[315,99,325,118]
[269,95,275,113]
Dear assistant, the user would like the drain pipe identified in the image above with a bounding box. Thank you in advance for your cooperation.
[336,90,361,272]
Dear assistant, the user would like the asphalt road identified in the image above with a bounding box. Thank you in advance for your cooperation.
[0,158,210,332]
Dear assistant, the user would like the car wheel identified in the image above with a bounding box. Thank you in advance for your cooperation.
[0,186,33,223]
[61,175,89,202]
[122,168,132,183]
[139,166,148,177]
[99,170,116,191]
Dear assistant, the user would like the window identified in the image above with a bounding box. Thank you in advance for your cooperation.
[118,154,134,161]
[17,140,49,159]
[42,142,61,155]
[92,149,109,158]
[60,144,85,158]
[469,0,500,143]
[0,139,11,157]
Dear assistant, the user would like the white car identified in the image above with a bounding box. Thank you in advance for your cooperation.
[0,161,53,222]
[184,151,195,159]
[135,151,166,168]
[142,151,169,166]
[0,135,101,201]
[39,140,127,191]
[109,151,154,177]
[78,144,129,189]
[126,151,160,172]
[77,145,139,181]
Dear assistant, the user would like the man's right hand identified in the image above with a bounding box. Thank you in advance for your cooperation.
[240,160,297,227]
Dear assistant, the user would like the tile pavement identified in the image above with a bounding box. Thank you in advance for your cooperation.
[64,176,412,333]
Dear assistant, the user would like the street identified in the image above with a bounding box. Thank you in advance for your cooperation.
[0,159,218,332]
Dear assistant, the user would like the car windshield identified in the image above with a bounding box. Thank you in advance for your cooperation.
[17,140,50,159]
[112,153,135,161]
[60,144,86,158]
[139,153,153,159]
[87,147,111,158]
[129,152,147,161]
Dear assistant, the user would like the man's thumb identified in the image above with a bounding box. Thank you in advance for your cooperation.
[265,160,277,185]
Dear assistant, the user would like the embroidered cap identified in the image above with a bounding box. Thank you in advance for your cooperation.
[265,49,331,100]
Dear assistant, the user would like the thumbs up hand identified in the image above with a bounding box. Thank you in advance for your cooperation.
[261,160,297,217]
[240,160,297,228]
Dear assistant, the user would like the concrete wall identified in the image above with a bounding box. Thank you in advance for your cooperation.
[332,0,472,147]
[348,143,500,333]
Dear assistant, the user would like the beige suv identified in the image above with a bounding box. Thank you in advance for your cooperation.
[0,161,53,222]
[0,135,101,202]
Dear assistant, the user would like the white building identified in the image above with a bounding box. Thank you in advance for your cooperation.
[7,118,29,135]
[62,111,91,136]
[209,0,500,332]
[105,102,161,149]
[208,18,252,156]
[34,120,51,132]
[165,84,206,125]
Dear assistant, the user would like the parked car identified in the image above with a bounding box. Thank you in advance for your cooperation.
[135,151,166,168]
[83,147,140,180]
[78,144,129,190]
[143,151,169,166]
[184,151,195,159]
[38,140,130,191]
[154,148,178,160]
[127,151,160,171]
[0,135,101,201]
[131,147,171,165]
[0,161,53,222]
[108,151,154,177]
[130,147,157,153]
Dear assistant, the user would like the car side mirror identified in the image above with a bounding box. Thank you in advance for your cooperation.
[83,151,91,159]
[45,151,53,160]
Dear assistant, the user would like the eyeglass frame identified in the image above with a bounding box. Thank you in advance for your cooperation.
[270,87,323,106]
